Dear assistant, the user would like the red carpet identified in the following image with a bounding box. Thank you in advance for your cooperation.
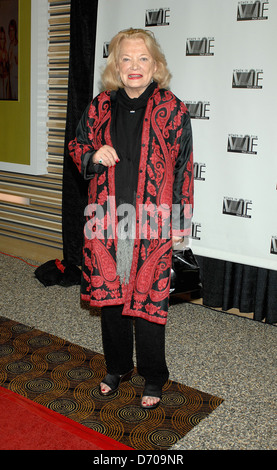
[0,386,133,450]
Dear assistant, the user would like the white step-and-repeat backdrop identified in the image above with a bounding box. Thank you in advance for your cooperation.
[93,0,277,271]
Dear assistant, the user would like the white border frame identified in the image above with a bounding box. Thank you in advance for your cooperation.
[0,0,49,175]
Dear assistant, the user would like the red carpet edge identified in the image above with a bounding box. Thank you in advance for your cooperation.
[0,386,133,450]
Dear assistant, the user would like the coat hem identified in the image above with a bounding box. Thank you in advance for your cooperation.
[122,308,167,325]
[81,294,125,307]
[81,294,167,325]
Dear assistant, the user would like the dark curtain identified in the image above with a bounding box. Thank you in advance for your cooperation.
[62,0,98,266]
[197,256,277,324]
[59,0,277,324]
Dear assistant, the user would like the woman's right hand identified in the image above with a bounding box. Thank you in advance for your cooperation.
[92,145,120,167]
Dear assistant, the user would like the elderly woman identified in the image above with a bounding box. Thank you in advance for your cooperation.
[69,28,193,409]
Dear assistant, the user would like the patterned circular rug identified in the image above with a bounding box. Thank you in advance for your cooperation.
[0,316,223,450]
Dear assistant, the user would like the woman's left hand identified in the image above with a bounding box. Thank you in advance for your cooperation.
[172,236,183,247]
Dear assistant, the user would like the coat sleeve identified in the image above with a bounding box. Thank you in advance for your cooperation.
[172,106,194,238]
[68,101,105,180]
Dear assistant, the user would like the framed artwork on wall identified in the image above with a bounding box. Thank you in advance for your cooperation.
[0,0,48,174]
[0,0,18,101]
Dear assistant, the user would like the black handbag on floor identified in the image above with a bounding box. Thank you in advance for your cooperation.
[34,259,81,287]
[170,248,202,296]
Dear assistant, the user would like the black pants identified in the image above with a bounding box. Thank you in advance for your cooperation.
[101,304,169,389]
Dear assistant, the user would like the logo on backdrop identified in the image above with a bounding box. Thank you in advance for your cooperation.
[191,222,202,241]
[186,38,215,56]
[145,8,170,26]
[223,197,252,218]
[270,237,277,255]
[227,135,258,154]
[185,101,210,120]
[103,42,110,58]
[194,163,206,181]
[232,70,263,89]
[237,1,269,21]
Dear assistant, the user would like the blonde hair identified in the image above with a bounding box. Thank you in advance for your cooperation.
[101,28,172,91]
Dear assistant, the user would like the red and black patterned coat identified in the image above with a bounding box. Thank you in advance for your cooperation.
[68,86,193,325]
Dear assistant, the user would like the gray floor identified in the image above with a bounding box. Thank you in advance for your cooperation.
[1,253,276,450]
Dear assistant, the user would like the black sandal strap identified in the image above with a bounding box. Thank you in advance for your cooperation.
[101,373,121,390]
[100,370,133,396]
[143,383,162,398]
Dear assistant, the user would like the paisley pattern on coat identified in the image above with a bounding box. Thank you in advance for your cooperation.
[68,86,193,325]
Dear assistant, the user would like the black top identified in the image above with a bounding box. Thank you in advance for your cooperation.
[112,81,157,207]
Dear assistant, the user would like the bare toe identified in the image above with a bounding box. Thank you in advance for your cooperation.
[100,382,111,395]
[141,396,160,408]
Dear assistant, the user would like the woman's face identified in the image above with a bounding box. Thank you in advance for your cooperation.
[116,38,157,98]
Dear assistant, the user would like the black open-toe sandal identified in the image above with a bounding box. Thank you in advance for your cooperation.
[140,383,162,410]
[99,370,133,396]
